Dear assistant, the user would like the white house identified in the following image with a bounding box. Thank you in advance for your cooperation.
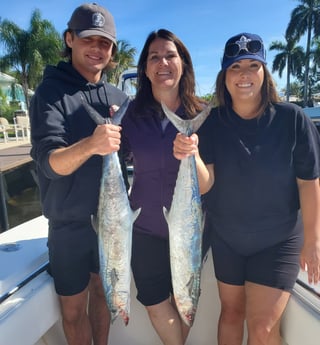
[0,72,28,110]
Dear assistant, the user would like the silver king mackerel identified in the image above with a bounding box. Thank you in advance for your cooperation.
[82,98,140,325]
[162,102,212,326]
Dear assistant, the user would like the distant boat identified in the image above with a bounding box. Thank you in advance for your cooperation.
[303,106,320,120]
[0,215,319,345]
[117,68,137,99]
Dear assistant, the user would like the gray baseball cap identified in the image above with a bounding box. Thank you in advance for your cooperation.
[67,3,117,45]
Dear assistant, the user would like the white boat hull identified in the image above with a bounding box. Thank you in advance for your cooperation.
[0,216,319,345]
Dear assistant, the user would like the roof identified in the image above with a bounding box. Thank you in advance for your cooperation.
[0,72,16,84]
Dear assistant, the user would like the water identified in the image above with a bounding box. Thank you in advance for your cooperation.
[0,161,42,232]
[1,163,132,233]
[6,186,42,229]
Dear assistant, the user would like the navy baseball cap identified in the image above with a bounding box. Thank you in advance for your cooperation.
[221,32,266,70]
[68,3,117,45]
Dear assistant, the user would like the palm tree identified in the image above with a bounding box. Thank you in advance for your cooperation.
[313,36,320,78]
[306,39,320,104]
[286,0,320,106]
[107,39,137,86]
[0,9,62,109]
[290,81,304,99]
[269,37,304,101]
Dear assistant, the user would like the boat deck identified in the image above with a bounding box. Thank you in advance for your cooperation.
[0,142,32,173]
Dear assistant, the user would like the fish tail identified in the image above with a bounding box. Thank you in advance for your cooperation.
[161,102,213,135]
[81,95,130,126]
[112,97,131,125]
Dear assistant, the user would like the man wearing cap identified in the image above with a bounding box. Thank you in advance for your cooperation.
[29,3,128,344]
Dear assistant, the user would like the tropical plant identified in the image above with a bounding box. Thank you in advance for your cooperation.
[0,9,63,109]
[201,93,214,103]
[290,81,304,99]
[313,36,320,82]
[307,61,320,104]
[270,37,305,101]
[106,39,137,85]
[0,88,20,121]
[286,0,320,106]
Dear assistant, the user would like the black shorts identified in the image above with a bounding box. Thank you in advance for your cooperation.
[47,220,99,296]
[208,217,303,292]
[131,232,172,306]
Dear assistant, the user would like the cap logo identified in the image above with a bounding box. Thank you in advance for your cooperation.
[236,35,252,50]
[92,12,105,28]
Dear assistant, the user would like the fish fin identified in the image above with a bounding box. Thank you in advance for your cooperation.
[110,311,119,324]
[163,206,169,223]
[132,207,141,222]
[161,102,213,135]
[91,214,98,233]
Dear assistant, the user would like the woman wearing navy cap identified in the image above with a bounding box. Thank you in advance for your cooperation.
[173,32,320,344]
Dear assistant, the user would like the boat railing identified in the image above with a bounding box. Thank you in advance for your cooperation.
[293,276,320,315]
[0,260,48,304]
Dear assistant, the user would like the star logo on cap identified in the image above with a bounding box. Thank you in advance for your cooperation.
[236,35,252,50]
[92,12,105,28]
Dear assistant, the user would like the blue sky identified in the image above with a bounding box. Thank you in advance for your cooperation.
[0,0,302,96]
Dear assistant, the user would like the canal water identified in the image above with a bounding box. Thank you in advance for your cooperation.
[6,184,42,230]
[1,161,133,233]
[1,161,42,233]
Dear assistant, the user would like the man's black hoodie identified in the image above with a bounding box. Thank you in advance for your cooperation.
[30,61,128,222]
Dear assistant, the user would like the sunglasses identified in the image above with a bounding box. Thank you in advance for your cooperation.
[224,39,263,58]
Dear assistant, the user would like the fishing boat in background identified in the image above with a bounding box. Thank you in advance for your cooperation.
[0,215,319,345]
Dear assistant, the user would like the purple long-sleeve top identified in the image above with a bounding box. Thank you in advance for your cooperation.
[121,100,186,239]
